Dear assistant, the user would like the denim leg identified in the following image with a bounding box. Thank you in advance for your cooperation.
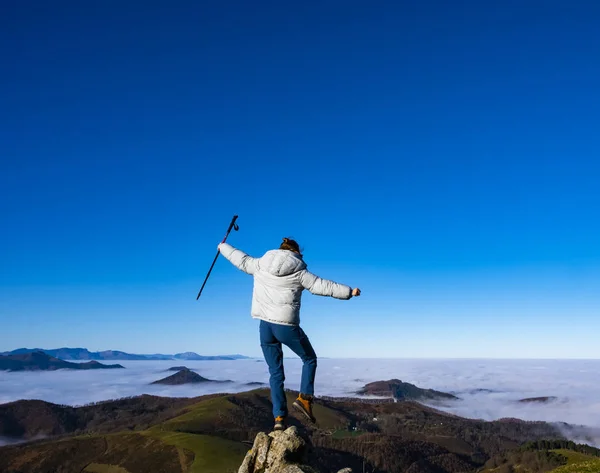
[259,320,287,418]
[273,324,317,396]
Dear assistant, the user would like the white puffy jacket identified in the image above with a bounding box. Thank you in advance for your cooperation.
[218,243,353,326]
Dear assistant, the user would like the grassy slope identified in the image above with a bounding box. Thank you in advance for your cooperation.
[144,431,247,473]
[548,449,600,473]
[163,390,346,427]
[481,449,600,473]
[550,459,600,473]
[98,395,250,473]
[0,432,190,473]
[157,396,235,432]
[145,389,347,472]
[551,449,597,464]
[1,389,342,473]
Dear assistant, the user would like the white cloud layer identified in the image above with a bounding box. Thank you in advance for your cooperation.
[2,358,600,437]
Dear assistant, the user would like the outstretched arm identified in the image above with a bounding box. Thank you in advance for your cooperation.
[299,270,357,300]
[218,243,259,275]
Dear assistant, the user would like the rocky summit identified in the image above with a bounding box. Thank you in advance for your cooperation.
[238,426,351,473]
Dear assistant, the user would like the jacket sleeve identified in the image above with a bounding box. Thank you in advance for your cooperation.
[299,269,352,300]
[218,243,259,275]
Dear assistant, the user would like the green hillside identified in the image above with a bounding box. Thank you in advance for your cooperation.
[144,431,247,473]
[481,445,600,473]
[549,449,600,473]
[1,388,591,473]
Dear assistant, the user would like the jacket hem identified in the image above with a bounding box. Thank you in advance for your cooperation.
[252,314,298,326]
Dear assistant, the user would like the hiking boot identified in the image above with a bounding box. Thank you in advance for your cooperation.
[274,416,286,431]
[293,394,316,423]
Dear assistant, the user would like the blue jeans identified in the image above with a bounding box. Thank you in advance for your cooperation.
[259,320,317,418]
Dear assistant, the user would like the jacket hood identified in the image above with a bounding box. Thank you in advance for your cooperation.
[260,249,306,277]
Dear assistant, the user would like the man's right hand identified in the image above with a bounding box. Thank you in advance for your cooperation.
[352,288,361,297]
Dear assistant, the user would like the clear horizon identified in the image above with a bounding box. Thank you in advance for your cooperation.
[2,1,599,358]
[3,347,600,361]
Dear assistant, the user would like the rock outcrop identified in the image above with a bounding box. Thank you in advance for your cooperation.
[357,379,458,401]
[151,368,214,385]
[518,396,558,403]
[238,426,351,473]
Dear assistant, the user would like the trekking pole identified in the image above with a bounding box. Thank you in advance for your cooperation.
[196,215,239,300]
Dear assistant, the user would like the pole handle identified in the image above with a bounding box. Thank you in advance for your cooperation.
[197,215,240,300]
[222,215,239,242]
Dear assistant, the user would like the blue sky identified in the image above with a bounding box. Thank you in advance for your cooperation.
[1,1,599,358]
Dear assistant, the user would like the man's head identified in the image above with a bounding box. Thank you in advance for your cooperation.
[280,237,302,257]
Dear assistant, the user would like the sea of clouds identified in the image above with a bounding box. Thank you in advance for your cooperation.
[2,358,600,440]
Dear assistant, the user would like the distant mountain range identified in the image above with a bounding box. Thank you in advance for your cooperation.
[0,352,124,372]
[0,347,249,361]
